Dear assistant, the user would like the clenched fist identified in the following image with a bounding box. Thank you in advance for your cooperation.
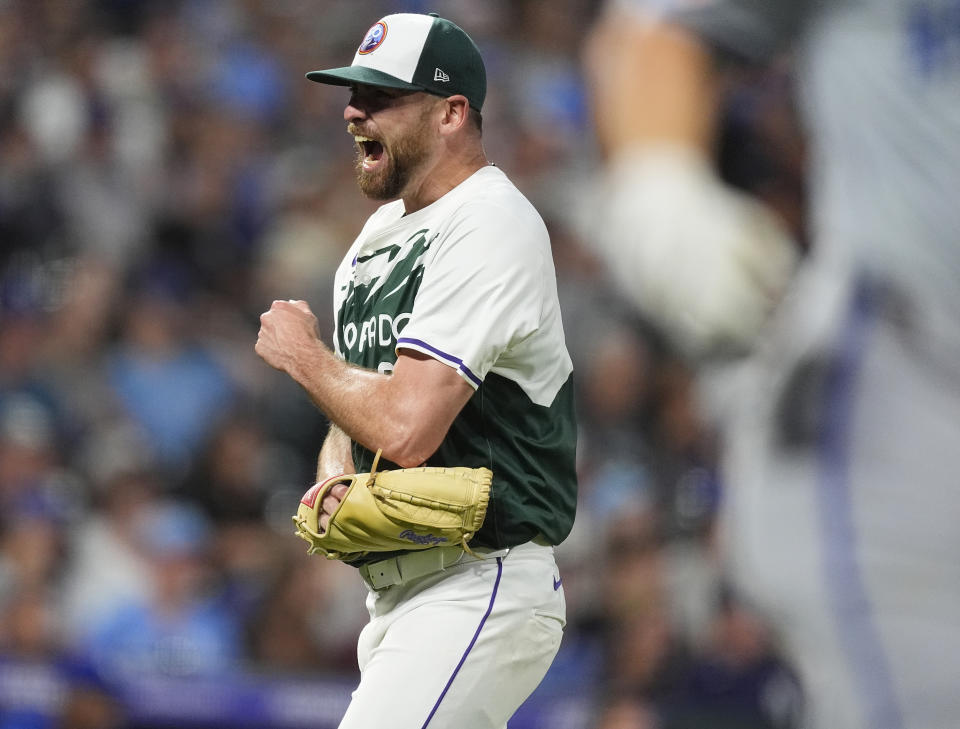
[255,299,322,374]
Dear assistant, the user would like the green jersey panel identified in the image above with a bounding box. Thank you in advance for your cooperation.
[437,372,578,549]
[336,228,432,370]
[351,372,578,550]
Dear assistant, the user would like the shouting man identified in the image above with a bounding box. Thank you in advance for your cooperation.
[256,13,577,729]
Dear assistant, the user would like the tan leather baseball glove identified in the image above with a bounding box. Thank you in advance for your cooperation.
[292,451,492,561]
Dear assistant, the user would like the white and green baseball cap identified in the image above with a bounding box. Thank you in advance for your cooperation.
[306,12,486,112]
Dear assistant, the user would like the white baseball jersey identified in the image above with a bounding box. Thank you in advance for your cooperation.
[332,164,578,553]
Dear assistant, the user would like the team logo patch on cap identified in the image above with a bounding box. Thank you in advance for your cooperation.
[358,21,387,54]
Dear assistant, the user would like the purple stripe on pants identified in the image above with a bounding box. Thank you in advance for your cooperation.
[420,557,503,729]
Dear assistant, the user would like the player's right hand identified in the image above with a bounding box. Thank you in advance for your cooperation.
[255,299,321,374]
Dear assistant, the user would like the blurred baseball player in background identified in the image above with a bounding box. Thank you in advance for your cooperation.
[586,0,960,728]
[255,12,577,729]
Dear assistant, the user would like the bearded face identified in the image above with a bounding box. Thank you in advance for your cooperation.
[348,103,434,200]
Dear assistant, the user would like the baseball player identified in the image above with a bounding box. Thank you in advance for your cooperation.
[587,1,960,728]
[255,13,577,729]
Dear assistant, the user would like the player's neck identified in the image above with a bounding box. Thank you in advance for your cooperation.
[401,144,489,214]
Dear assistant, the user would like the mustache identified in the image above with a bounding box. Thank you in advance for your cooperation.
[347,123,379,140]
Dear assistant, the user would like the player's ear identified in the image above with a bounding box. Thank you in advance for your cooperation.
[438,95,470,136]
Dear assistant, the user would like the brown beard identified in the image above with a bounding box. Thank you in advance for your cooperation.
[353,111,433,200]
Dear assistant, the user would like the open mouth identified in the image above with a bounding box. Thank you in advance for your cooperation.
[354,135,385,171]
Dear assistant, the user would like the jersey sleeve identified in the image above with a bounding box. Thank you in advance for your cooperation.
[395,201,549,388]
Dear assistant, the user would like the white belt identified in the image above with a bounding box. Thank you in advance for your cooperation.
[358,545,508,591]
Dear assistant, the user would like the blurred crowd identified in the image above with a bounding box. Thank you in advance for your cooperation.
[0,1,805,727]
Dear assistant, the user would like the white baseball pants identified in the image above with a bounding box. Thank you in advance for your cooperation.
[337,541,565,729]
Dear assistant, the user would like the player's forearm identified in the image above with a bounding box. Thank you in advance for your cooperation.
[316,423,355,482]
[287,342,443,468]
[288,342,402,458]
[256,300,464,466]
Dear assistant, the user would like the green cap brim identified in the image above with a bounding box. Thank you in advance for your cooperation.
[305,66,422,92]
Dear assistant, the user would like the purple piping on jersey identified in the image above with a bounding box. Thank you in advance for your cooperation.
[397,337,483,387]
[818,278,904,729]
[420,557,503,729]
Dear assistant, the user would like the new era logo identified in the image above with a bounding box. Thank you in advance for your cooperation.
[434,67,450,82]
